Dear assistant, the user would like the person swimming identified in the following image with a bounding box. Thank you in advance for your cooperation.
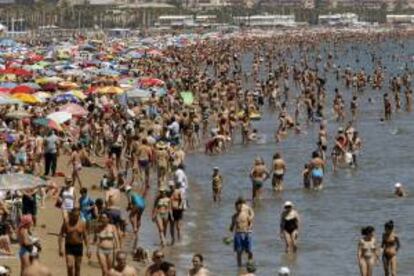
[394,183,407,197]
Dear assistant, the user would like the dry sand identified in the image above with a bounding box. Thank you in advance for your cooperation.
[1,155,156,275]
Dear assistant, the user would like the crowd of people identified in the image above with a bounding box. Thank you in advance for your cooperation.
[0,26,410,275]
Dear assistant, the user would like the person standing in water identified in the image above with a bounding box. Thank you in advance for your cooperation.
[384,93,392,120]
[271,153,286,192]
[211,167,223,203]
[170,182,185,245]
[188,254,210,276]
[357,226,379,276]
[229,199,254,267]
[381,220,400,276]
[309,152,325,189]
[249,157,269,202]
[152,187,172,247]
[280,201,300,253]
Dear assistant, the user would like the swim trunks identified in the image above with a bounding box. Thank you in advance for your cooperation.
[234,232,252,253]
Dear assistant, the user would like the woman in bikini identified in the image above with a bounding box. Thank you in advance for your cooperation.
[95,213,120,276]
[382,220,400,276]
[280,201,299,254]
[152,188,172,247]
[357,226,379,276]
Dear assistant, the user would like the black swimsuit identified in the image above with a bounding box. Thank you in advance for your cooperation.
[283,217,298,234]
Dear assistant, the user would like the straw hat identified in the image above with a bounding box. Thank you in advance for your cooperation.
[156,141,167,150]
[159,186,168,192]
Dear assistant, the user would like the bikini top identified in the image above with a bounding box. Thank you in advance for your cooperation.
[99,228,115,241]
[360,239,376,257]
[157,198,170,209]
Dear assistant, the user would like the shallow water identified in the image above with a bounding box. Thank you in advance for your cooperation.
[143,38,414,275]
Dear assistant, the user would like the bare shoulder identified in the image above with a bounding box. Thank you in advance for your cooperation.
[124,265,139,275]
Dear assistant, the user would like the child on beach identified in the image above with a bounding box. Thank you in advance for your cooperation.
[302,164,311,189]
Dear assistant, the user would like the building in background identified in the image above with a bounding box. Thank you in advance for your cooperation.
[155,14,218,27]
[318,12,358,25]
[233,14,297,27]
[386,14,414,24]
[260,0,315,9]
[334,0,388,9]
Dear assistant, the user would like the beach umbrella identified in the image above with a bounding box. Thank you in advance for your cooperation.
[33,92,52,103]
[138,77,165,88]
[58,81,78,90]
[10,85,35,94]
[47,111,72,124]
[0,68,31,77]
[41,82,58,92]
[33,118,62,131]
[66,90,86,100]
[59,103,88,116]
[97,86,124,94]
[22,82,41,90]
[0,95,22,105]
[62,69,84,77]
[55,63,77,71]
[52,93,79,103]
[0,82,17,89]
[11,93,39,104]
[0,87,10,93]
[0,173,47,190]
[127,51,144,59]
[98,68,120,77]
[5,110,32,119]
[126,88,151,99]
[147,49,163,57]
[0,74,16,82]
[0,38,16,48]
[180,91,194,105]
[36,76,63,85]
[25,64,44,71]
[151,87,167,96]
[43,70,57,77]
[34,61,50,68]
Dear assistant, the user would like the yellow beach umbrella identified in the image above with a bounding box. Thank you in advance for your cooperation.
[97,86,124,94]
[58,81,78,90]
[0,74,16,82]
[12,93,40,104]
[67,90,87,100]
[36,76,63,85]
